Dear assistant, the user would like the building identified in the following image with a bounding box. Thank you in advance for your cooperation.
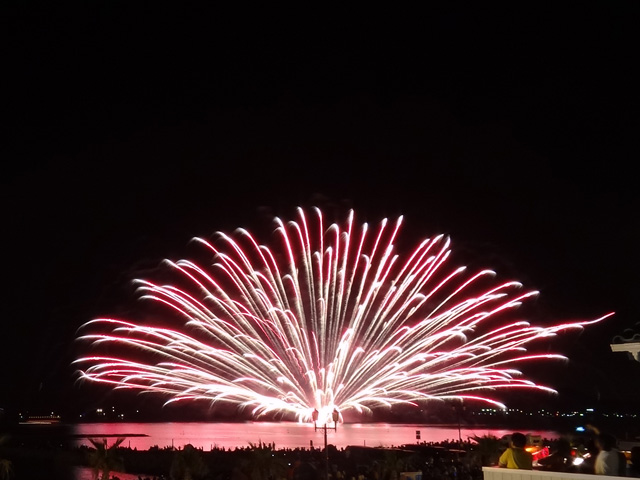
[610,321,640,362]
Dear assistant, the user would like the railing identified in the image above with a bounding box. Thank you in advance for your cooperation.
[483,467,623,480]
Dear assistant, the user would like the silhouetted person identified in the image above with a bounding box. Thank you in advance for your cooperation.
[576,439,599,474]
[538,438,573,472]
[498,432,532,470]
[595,432,625,476]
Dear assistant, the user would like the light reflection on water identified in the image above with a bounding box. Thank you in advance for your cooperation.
[73,466,141,480]
[72,422,559,451]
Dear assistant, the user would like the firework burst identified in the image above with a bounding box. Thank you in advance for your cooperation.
[75,208,611,423]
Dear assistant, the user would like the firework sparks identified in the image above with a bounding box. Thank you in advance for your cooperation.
[75,208,612,423]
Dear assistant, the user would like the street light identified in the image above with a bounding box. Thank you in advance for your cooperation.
[450,399,465,446]
[312,408,340,480]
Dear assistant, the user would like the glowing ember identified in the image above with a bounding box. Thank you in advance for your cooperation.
[75,208,611,424]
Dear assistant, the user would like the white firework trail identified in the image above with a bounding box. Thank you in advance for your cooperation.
[75,208,612,424]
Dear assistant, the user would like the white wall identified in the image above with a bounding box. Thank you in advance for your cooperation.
[483,467,623,480]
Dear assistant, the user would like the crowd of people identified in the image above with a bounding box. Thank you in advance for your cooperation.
[97,440,485,480]
[5,426,637,480]
[109,429,640,480]
[496,427,640,477]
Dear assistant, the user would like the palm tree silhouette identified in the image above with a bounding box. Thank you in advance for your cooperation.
[469,435,503,466]
[0,459,12,480]
[0,435,12,480]
[87,437,125,480]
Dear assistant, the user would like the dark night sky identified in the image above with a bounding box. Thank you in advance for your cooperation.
[2,4,639,419]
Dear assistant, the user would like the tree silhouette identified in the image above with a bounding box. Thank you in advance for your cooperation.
[246,442,287,480]
[0,459,12,480]
[469,435,503,466]
[0,435,12,480]
[87,437,125,480]
[170,444,208,480]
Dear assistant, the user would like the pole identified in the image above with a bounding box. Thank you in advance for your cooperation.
[456,400,463,446]
[324,424,329,480]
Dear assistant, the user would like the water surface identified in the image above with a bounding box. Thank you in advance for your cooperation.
[72,422,559,450]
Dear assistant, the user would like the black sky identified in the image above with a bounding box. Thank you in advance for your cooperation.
[2,4,639,418]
